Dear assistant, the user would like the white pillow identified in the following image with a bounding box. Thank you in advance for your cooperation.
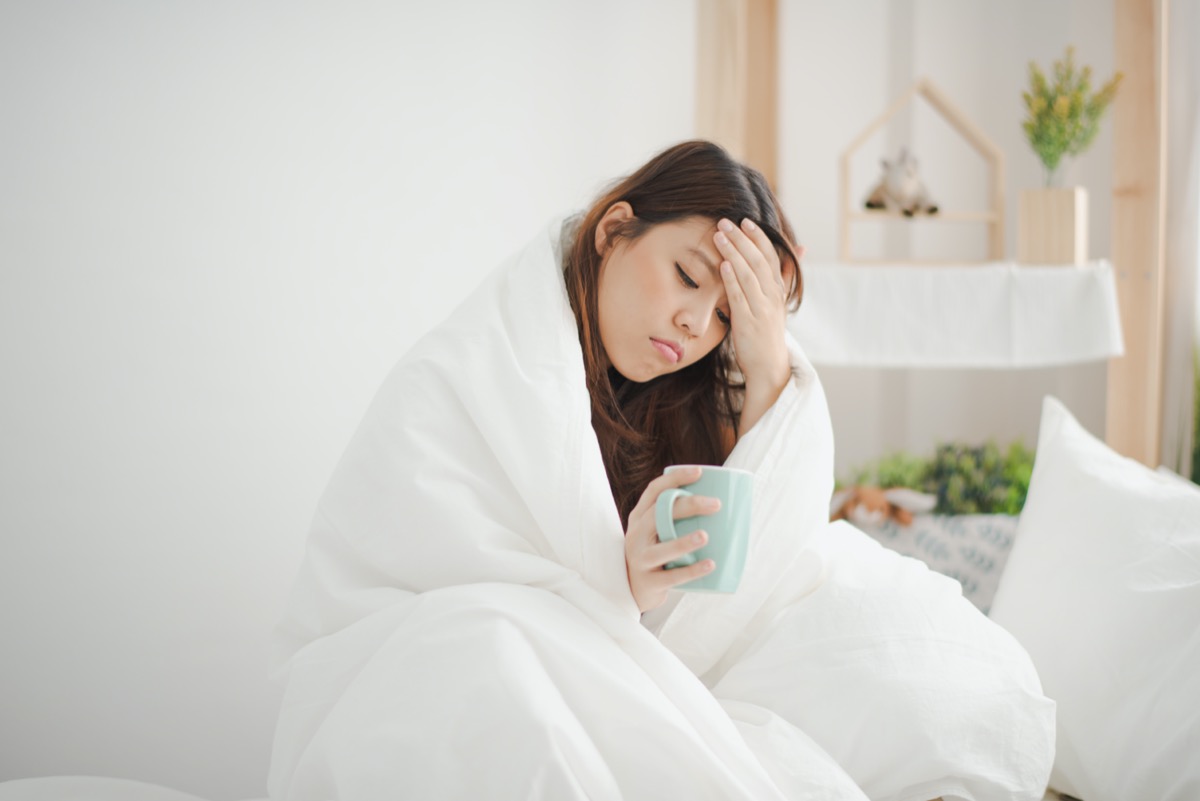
[989,396,1200,801]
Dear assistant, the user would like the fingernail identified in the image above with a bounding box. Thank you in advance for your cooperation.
[721,262,732,275]
[704,560,716,571]
[692,531,706,544]
[705,499,721,512]
[691,466,703,476]
[742,218,757,230]
[718,219,734,232]
[715,231,728,245]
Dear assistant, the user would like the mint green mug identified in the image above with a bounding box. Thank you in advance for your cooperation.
[655,465,754,593]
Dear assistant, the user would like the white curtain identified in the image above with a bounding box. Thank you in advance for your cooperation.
[1160,0,1200,476]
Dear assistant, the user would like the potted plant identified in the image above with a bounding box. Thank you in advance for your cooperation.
[1017,46,1122,265]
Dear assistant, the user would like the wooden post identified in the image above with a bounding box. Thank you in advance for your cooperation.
[1106,0,1167,465]
[695,0,778,189]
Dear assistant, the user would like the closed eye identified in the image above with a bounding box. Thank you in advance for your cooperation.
[675,263,698,289]
[678,264,730,328]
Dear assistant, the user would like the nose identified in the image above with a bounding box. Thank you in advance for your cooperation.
[676,298,715,339]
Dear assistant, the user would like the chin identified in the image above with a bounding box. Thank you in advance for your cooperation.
[612,359,661,384]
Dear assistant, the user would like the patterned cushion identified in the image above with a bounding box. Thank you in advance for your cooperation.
[853,514,1019,614]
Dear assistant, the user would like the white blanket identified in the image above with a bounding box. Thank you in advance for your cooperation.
[268,215,1055,800]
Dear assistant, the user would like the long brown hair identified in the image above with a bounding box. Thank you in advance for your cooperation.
[563,140,803,526]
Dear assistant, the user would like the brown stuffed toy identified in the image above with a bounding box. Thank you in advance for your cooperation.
[829,486,937,527]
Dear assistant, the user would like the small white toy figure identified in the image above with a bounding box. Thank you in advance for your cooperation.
[864,147,939,216]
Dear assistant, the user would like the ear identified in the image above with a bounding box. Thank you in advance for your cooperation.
[594,201,635,256]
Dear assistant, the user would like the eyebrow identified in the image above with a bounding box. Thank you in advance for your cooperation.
[686,247,720,278]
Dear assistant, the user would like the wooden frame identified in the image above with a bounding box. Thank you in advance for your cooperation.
[839,78,1005,263]
[695,0,778,189]
[1106,0,1168,465]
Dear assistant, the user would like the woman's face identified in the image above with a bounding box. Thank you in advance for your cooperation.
[594,203,730,383]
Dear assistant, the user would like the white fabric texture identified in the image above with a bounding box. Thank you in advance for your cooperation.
[786,261,1123,368]
[989,396,1200,801]
[0,777,248,801]
[268,215,1055,800]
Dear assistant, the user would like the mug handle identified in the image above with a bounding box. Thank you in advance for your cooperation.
[655,488,698,567]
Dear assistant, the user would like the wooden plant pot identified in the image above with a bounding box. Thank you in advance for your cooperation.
[1017,187,1089,265]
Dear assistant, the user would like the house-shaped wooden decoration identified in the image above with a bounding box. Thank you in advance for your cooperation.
[839,77,1005,263]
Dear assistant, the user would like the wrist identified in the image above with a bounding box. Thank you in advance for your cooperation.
[744,360,791,398]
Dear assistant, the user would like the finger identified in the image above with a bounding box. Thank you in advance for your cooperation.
[720,258,752,323]
[714,224,764,301]
[738,217,772,249]
[628,465,704,523]
[671,494,720,520]
[659,557,717,589]
[719,219,778,297]
[735,218,792,296]
[640,529,708,570]
[736,217,783,274]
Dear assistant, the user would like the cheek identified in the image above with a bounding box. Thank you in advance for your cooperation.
[698,331,727,361]
[597,252,685,353]
[611,257,667,322]
[596,261,645,355]
[642,261,683,314]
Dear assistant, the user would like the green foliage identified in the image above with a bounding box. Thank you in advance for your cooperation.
[1192,348,1200,483]
[846,440,1036,516]
[1022,46,1123,184]
[849,451,926,492]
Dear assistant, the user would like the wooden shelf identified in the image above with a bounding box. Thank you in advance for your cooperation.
[840,258,999,267]
[839,78,1005,262]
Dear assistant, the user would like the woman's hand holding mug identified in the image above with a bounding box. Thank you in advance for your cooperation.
[624,466,717,613]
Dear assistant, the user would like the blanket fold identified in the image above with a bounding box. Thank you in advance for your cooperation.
[269,216,1054,801]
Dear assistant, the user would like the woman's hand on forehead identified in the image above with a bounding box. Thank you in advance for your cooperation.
[712,217,791,392]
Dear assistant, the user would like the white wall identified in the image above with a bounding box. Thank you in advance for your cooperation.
[0,2,695,798]
[779,0,1114,476]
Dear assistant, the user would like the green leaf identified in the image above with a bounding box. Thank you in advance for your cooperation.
[1022,46,1122,173]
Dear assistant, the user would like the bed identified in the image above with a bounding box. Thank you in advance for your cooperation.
[1,399,1195,801]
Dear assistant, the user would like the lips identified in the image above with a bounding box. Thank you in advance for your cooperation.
[650,337,682,364]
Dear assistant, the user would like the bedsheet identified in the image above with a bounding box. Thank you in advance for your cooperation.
[268,214,1055,800]
[0,777,265,801]
[0,776,1074,800]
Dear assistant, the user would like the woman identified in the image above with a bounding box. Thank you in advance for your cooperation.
[565,140,805,613]
[269,141,1054,800]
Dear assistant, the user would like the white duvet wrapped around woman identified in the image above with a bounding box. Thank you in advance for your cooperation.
[269,141,1054,801]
